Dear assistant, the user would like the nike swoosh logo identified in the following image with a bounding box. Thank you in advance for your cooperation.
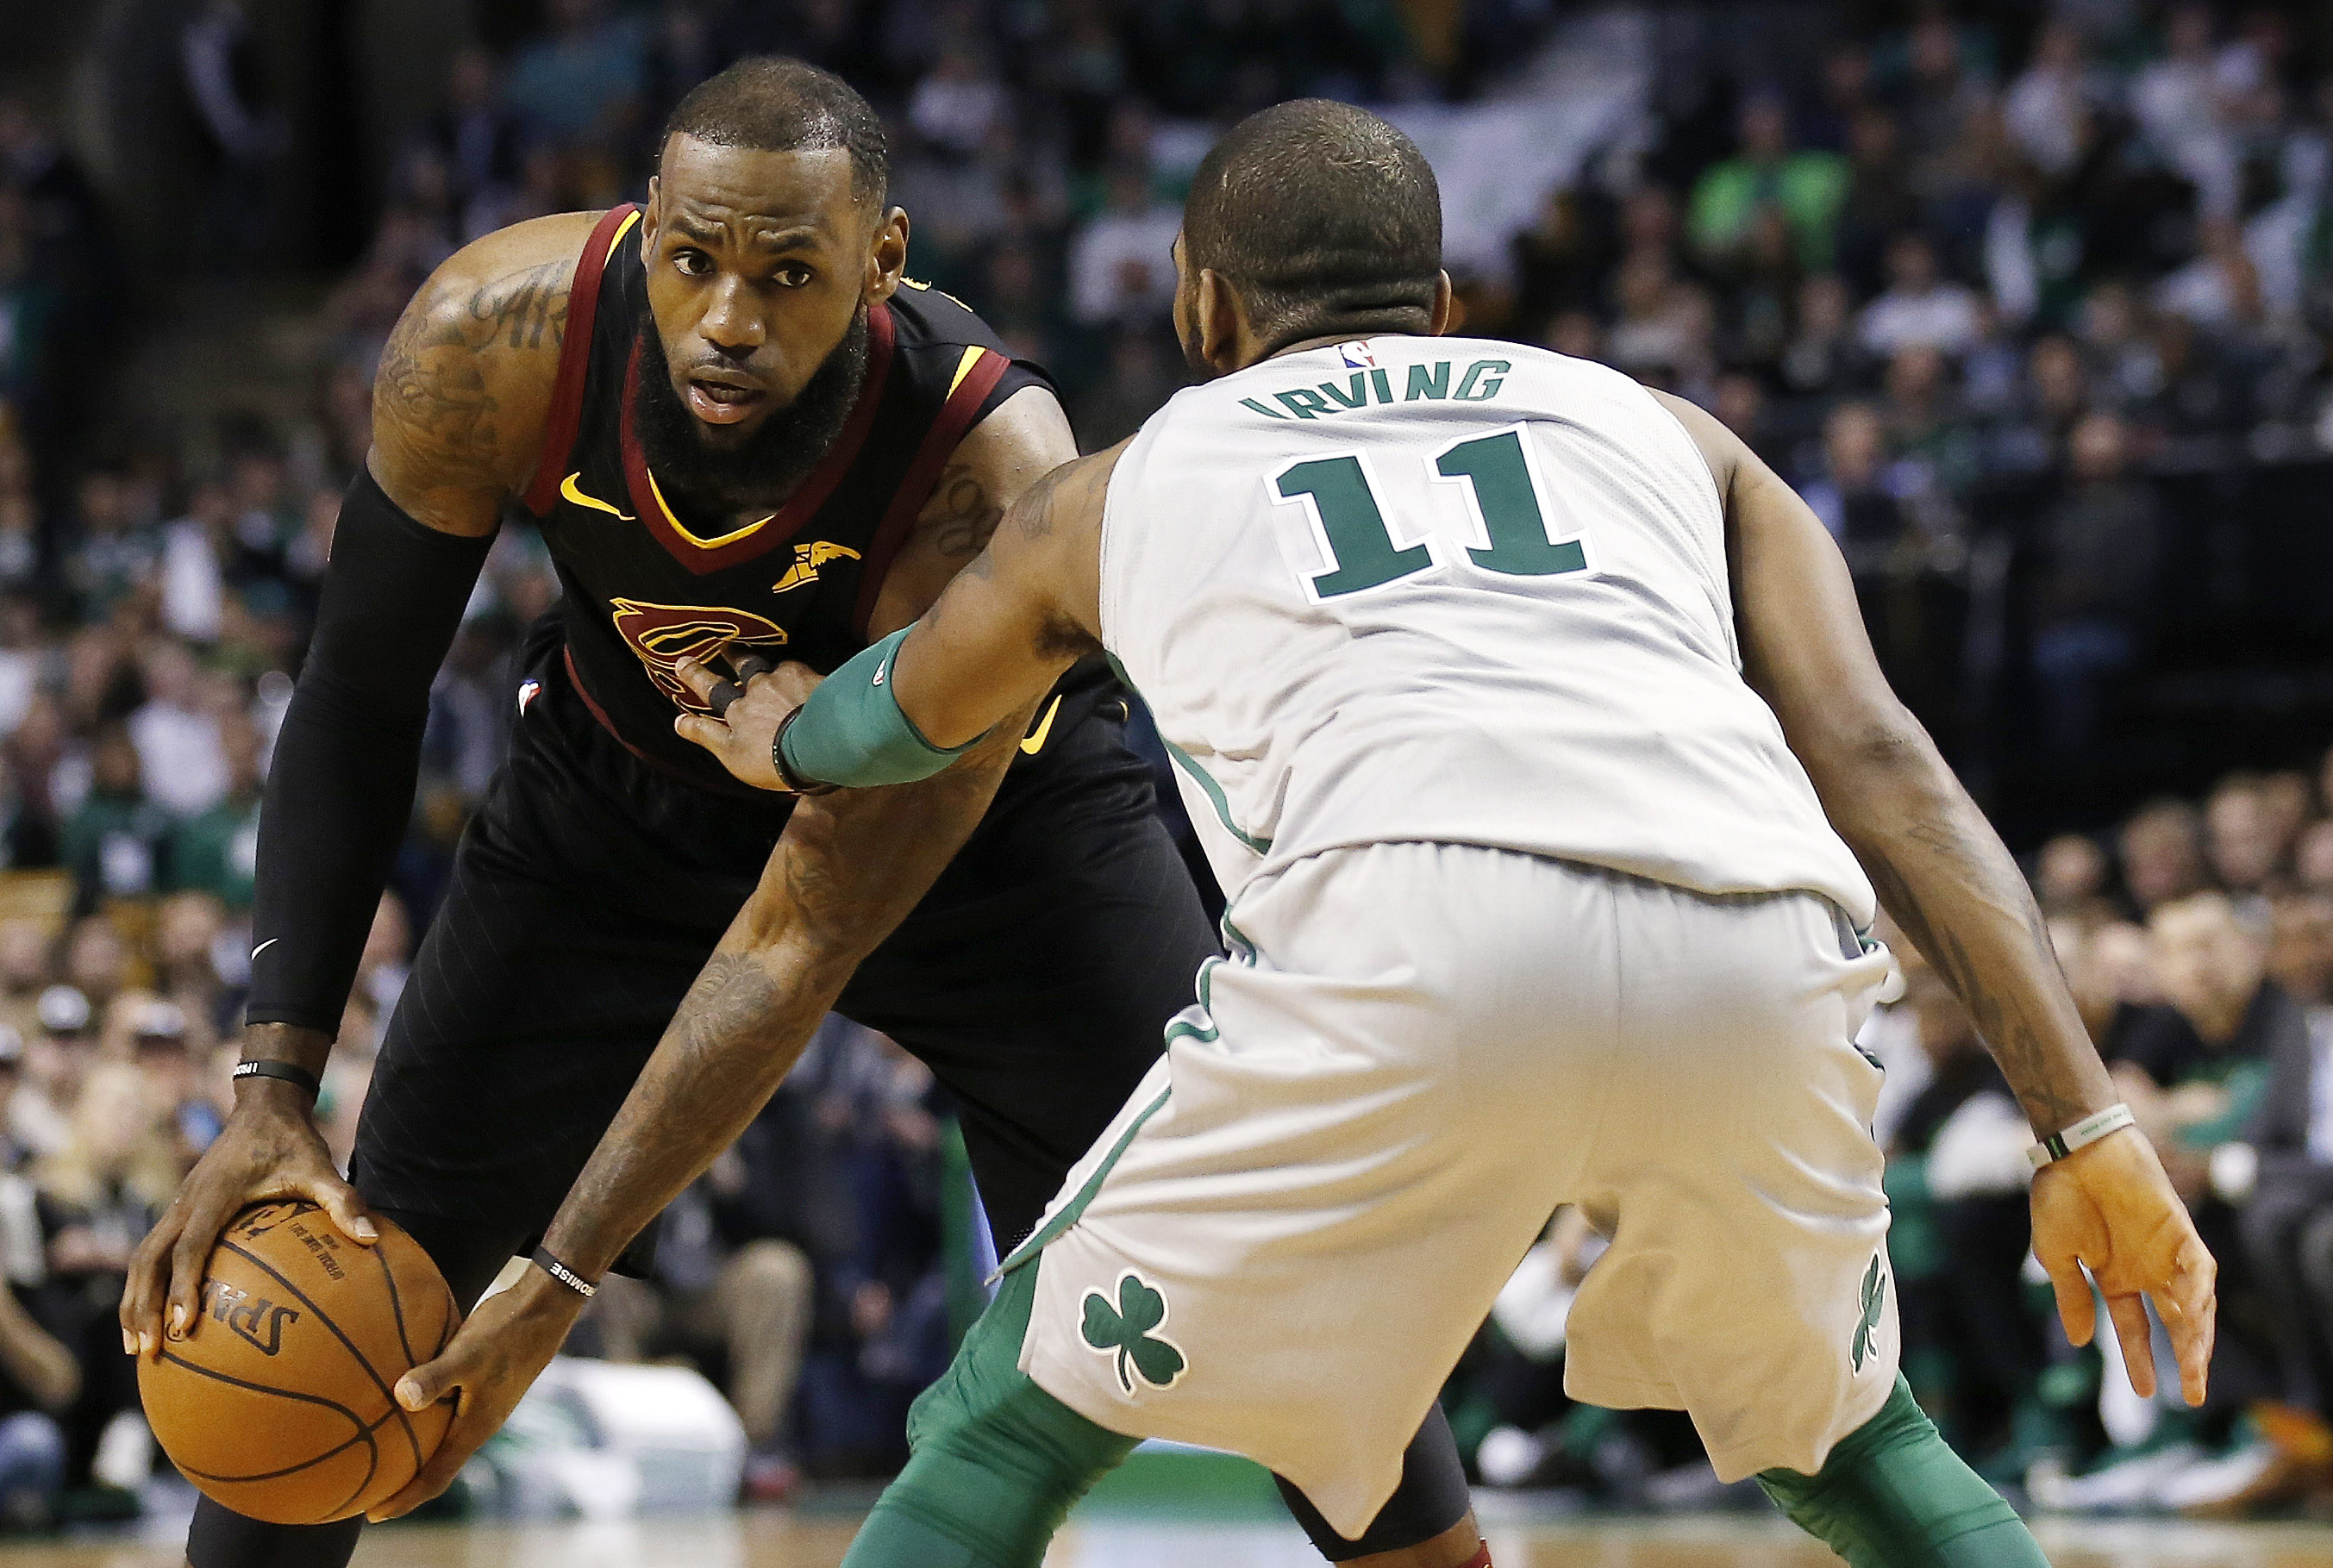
[1019,695,1063,755]
[872,658,888,687]
[251,937,279,959]
[561,472,635,520]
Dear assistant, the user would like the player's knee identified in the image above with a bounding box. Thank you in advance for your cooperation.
[1756,1378,2042,1568]
[856,1366,1133,1568]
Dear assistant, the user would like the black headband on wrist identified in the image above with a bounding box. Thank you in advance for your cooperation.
[232,1059,322,1099]
[529,1245,598,1299]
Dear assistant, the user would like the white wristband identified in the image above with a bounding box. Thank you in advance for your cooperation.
[2028,1103,2136,1169]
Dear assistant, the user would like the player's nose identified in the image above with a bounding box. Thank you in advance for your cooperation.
[696,276,766,356]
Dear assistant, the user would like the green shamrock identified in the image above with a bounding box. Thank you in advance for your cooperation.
[1080,1272,1186,1394]
[1851,1254,1887,1372]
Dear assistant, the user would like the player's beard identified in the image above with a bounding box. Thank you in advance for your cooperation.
[632,307,872,519]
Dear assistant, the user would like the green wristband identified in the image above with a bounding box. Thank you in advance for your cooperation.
[779,627,987,789]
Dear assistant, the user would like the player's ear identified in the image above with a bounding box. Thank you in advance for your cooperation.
[1427,272,1456,337]
[641,176,661,250]
[1195,269,1246,374]
[866,206,909,304]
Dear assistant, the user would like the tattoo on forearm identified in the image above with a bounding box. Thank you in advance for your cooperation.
[1860,798,2095,1130]
[548,760,1019,1271]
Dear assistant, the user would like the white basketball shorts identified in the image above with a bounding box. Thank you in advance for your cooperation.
[1005,840,1899,1539]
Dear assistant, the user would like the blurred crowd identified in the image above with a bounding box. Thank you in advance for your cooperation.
[0,0,2320,1531]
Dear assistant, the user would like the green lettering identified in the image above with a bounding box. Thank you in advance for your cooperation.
[1369,368,1394,403]
[1276,388,1332,419]
[1319,372,1369,410]
[1404,362,1451,401]
[1240,397,1289,420]
[1454,359,1511,401]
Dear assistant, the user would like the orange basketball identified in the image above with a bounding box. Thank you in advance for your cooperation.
[137,1201,460,1524]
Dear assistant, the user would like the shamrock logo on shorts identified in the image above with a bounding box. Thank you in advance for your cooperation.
[1851,1254,1887,1373]
[1080,1271,1187,1394]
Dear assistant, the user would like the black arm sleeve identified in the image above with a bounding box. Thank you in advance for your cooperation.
[245,469,495,1034]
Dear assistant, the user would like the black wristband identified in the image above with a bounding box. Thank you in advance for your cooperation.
[772,704,839,796]
[232,1059,322,1099]
[529,1246,598,1299]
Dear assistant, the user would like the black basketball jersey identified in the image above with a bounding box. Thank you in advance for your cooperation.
[518,203,1050,798]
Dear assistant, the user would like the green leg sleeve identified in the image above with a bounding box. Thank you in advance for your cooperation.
[842,1262,1139,1568]
[1757,1377,2051,1568]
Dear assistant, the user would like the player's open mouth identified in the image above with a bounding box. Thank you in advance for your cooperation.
[684,376,768,425]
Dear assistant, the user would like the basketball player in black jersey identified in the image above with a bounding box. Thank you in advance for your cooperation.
[117,59,1480,1568]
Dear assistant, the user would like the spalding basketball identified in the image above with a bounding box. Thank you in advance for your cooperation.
[138,1201,460,1524]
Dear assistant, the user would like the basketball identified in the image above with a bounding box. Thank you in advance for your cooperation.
[136,1202,460,1525]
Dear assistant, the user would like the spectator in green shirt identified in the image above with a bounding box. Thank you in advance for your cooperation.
[170,709,260,911]
[56,727,172,915]
[1687,90,1849,272]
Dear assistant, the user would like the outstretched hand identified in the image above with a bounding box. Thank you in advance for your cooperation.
[2030,1126,2216,1406]
[671,647,823,792]
[364,1270,586,1521]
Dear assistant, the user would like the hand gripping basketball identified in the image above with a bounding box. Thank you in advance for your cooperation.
[671,645,823,792]
[364,1258,588,1521]
[122,1049,378,1361]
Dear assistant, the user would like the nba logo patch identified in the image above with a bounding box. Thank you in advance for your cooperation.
[1337,341,1378,369]
[516,678,542,715]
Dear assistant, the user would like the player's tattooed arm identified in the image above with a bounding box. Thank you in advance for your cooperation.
[866,384,1081,636]
[892,441,1115,753]
[540,726,1022,1277]
[370,211,599,536]
[369,718,1035,1519]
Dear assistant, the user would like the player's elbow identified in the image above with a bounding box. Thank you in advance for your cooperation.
[1801,702,1954,828]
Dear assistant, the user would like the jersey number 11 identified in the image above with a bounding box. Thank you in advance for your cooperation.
[1273,428,1588,601]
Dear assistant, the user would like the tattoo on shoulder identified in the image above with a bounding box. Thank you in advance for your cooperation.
[373,259,570,484]
[466,259,569,352]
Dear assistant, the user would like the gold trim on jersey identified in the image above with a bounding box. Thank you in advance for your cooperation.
[947,346,989,398]
[642,465,778,551]
[604,208,641,260]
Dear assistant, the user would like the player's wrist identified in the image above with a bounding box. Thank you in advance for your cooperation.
[2028,1103,2139,1170]
[772,704,838,795]
[229,1071,322,1119]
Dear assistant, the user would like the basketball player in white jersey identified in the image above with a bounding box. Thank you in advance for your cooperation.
[666,101,2210,1568]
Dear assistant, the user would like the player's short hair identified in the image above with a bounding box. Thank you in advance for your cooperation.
[659,57,888,207]
[1182,100,1442,349]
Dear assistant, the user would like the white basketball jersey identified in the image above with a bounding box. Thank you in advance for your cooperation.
[1098,334,1878,927]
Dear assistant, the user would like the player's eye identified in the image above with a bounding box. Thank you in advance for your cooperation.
[772,264,814,289]
[674,248,715,277]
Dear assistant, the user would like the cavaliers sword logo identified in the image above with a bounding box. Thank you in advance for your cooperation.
[610,597,791,714]
[772,540,861,594]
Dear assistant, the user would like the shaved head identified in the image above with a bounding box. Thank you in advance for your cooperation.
[1181,100,1443,351]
